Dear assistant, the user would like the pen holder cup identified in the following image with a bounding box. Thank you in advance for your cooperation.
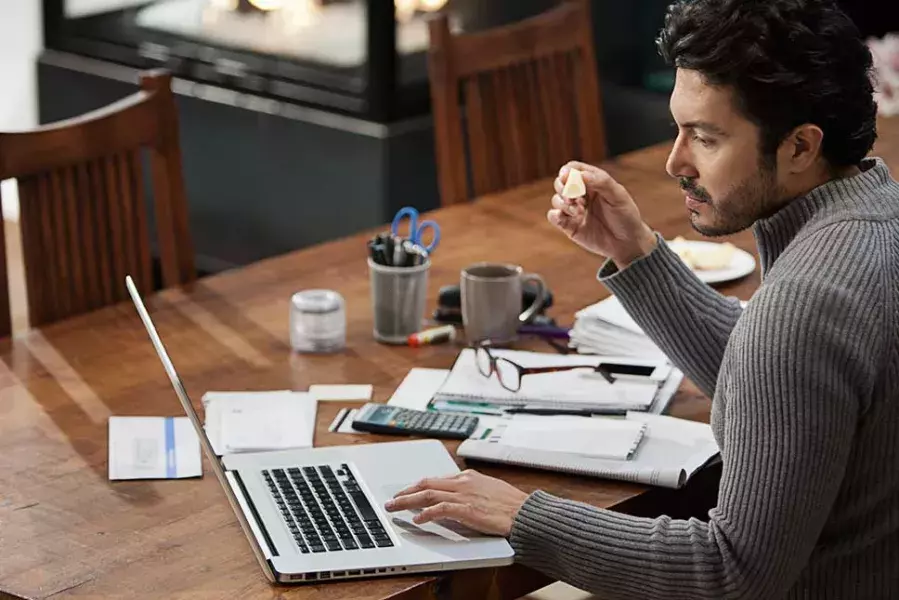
[369,257,430,344]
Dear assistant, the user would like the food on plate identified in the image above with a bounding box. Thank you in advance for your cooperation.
[668,237,737,271]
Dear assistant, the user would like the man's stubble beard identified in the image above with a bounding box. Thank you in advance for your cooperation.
[689,161,785,238]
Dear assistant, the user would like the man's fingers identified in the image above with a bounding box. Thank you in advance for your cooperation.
[412,502,473,526]
[581,169,630,204]
[554,177,564,195]
[551,194,585,218]
[559,161,598,177]
[558,163,631,206]
[385,489,457,512]
[547,209,579,237]
[393,475,462,498]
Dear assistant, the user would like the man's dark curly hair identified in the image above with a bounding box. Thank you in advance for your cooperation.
[658,0,878,168]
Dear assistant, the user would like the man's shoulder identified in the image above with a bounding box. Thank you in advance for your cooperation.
[748,220,894,331]
[772,218,896,288]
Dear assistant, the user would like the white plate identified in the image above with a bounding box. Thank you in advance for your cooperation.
[667,240,757,284]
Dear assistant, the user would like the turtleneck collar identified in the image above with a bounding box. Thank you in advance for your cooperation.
[752,158,896,276]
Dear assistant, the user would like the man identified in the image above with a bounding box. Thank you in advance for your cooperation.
[385,0,899,598]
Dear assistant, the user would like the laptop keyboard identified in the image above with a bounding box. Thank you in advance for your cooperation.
[263,464,394,554]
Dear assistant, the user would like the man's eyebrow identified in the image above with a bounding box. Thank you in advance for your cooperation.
[680,120,728,136]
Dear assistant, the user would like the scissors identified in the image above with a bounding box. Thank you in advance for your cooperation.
[390,206,441,254]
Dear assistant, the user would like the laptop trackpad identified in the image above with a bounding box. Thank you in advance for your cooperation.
[390,512,469,542]
[380,483,484,542]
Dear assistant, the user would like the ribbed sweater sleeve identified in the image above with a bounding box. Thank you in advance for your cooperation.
[597,235,744,398]
[509,221,887,599]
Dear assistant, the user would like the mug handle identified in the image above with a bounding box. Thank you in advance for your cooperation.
[518,273,547,323]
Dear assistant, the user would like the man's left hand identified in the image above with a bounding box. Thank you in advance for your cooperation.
[384,470,530,537]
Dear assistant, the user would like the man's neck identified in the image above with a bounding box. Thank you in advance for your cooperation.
[787,162,861,201]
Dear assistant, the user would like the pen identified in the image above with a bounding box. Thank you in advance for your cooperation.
[384,235,396,266]
[402,240,429,267]
[504,407,628,417]
[430,400,506,416]
[518,324,571,340]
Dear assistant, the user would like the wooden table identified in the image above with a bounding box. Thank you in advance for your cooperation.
[2,118,896,600]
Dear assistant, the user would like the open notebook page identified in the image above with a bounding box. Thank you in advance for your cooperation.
[498,416,647,460]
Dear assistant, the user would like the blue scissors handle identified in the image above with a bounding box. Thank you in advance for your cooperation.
[413,220,441,254]
[391,206,420,238]
[391,206,441,253]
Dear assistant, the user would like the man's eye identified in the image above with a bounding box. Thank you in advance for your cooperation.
[692,134,715,148]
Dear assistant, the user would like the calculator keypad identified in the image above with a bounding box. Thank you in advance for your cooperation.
[392,410,476,436]
[352,405,479,440]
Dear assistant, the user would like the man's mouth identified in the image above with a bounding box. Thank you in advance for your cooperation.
[681,186,710,204]
[684,192,707,203]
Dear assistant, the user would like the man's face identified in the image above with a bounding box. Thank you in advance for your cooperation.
[666,69,786,237]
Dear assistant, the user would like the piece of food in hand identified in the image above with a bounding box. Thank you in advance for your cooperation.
[692,242,736,270]
[562,168,587,199]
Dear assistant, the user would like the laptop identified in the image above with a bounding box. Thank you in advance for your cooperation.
[125,276,513,583]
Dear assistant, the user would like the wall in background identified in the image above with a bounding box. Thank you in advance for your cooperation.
[0,2,42,130]
[0,1,43,221]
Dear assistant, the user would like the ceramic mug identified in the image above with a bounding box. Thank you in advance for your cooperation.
[461,263,546,344]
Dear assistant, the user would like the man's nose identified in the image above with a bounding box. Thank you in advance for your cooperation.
[666,135,698,179]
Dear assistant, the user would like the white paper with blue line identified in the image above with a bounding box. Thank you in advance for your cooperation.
[108,416,202,480]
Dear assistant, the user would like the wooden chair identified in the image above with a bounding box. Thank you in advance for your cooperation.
[0,70,195,337]
[429,0,606,205]
[427,0,608,206]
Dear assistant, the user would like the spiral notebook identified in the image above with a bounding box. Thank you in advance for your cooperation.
[434,349,664,412]
[495,416,647,461]
[458,412,719,489]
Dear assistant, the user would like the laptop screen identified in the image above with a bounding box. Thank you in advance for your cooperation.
[125,275,276,580]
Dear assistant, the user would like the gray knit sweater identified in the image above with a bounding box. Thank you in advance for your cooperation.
[509,158,899,599]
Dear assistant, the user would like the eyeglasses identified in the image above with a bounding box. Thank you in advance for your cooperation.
[473,345,615,393]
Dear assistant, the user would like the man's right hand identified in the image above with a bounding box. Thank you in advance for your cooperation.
[548,162,658,269]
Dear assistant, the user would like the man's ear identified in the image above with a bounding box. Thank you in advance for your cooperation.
[778,124,825,173]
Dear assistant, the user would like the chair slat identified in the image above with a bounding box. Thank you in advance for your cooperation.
[464,76,488,197]
[131,149,154,295]
[36,173,61,323]
[89,158,114,306]
[75,162,102,311]
[62,164,87,317]
[104,155,127,299]
[49,170,73,318]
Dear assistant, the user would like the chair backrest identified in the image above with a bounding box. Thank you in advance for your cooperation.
[0,70,195,336]
[427,0,607,206]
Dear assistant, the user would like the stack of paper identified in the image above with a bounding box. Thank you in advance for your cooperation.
[570,296,666,358]
[458,412,719,489]
[434,349,666,412]
[203,391,318,455]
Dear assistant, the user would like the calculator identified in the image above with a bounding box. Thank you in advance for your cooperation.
[351,403,479,440]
